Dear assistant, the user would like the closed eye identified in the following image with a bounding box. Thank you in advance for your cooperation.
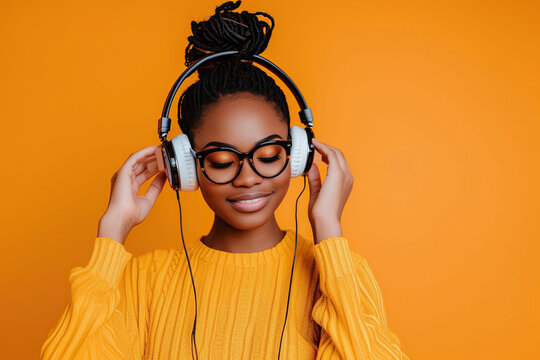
[209,161,234,169]
[257,155,280,163]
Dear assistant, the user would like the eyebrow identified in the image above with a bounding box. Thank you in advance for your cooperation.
[203,133,283,150]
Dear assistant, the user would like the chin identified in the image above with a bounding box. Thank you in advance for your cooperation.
[224,215,268,231]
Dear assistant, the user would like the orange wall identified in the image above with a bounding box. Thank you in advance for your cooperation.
[1,0,539,358]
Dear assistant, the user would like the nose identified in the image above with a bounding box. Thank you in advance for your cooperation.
[232,160,262,187]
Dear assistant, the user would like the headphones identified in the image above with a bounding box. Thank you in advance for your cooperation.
[157,50,316,191]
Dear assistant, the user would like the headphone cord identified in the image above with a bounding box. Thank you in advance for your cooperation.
[277,173,307,360]
[175,190,199,360]
[175,173,307,360]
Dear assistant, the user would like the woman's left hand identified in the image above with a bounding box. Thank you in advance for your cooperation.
[306,138,354,245]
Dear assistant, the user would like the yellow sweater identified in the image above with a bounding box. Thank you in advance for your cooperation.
[41,229,409,359]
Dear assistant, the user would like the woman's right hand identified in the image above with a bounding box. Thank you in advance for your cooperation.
[98,144,168,245]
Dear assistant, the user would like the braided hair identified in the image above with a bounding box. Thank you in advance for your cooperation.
[178,0,291,145]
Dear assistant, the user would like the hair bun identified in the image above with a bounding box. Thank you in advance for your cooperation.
[184,0,275,73]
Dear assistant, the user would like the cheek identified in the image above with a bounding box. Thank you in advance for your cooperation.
[269,166,291,204]
[196,167,226,208]
[197,165,224,188]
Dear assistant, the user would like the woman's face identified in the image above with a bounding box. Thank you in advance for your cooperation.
[191,92,291,231]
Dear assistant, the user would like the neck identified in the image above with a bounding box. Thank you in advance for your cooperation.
[202,215,285,253]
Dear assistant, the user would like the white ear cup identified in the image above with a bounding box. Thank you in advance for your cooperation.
[170,133,199,191]
[289,125,309,178]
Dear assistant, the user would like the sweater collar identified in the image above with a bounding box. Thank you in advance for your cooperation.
[188,228,299,267]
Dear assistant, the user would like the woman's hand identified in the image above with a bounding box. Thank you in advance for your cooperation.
[98,145,168,245]
[306,138,354,245]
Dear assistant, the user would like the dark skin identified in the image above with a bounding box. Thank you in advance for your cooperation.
[98,92,354,248]
[192,92,291,253]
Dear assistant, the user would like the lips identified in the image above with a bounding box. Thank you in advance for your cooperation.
[227,192,272,201]
[227,192,273,213]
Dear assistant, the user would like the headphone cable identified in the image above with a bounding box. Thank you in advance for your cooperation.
[175,173,308,360]
[277,173,307,359]
[176,189,199,360]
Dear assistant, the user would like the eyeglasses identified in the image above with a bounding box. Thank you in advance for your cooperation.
[190,140,292,184]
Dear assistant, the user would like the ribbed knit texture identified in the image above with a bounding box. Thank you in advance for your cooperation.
[41,229,409,359]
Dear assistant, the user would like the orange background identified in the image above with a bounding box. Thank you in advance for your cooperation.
[1,0,539,358]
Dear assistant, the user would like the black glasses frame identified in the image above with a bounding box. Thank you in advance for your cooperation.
[190,140,292,184]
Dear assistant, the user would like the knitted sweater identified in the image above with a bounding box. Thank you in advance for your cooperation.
[41,229,409,359]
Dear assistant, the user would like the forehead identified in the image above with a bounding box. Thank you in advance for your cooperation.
[192,93,288,151]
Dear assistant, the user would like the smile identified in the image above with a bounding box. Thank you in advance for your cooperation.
[227,193,272,213]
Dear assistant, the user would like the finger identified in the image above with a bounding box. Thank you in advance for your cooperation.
[108,172,118,206]
[312,138,351,179]
[111,171,118,186]
[306,162,321,199]
[132,150,159,173]
[323,142,352,179]
[312,140,330,164]
[123,145,160,171]
[134,161,161,190]
[318,143,354,200]
[312,138,336,162]
[143,172,168,204]
[134,155,158,177]
[311,138,340,175]
[313,149,323,165]
[114,146,158,192]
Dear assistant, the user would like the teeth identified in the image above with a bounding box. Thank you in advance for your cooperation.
[233,195,268,203]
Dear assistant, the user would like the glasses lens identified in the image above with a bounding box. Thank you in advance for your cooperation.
[203,150,240,183]
[253,144,288,177]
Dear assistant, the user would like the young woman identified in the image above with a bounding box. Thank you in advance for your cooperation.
[41,1,409,359]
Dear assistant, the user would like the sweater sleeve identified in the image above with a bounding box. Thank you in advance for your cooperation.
[41,237,150,360]
[311,236,409,360]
